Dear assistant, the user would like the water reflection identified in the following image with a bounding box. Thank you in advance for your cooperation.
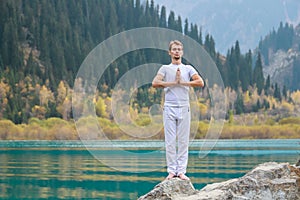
[0,140,299,199]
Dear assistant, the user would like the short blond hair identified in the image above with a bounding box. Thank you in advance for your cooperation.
[169,40,183,51]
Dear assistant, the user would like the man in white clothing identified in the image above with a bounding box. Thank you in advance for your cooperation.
[152,40,204,180]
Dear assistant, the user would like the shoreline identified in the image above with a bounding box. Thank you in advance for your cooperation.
[0,138,299,149]
[1,116,300,140]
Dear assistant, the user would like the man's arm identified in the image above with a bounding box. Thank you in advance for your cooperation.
[180,74,204,88]
[152,74,177,88]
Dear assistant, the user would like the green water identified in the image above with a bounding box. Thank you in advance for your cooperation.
[0,139,299,199]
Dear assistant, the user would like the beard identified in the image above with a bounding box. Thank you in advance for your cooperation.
[174,56,180,60]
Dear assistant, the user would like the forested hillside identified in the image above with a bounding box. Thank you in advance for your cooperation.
[258,22,300,90]
[0,0,300,126]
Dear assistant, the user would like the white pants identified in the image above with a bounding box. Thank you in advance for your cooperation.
[163,106,190,175]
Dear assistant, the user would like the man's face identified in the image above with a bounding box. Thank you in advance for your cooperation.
[169,44,183,60]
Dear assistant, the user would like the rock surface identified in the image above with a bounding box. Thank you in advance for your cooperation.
[138,162,300,200]
[138,177,197,200]
[263,49,300,89]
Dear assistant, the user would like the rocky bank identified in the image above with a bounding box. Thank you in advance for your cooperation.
[138,162,300,200]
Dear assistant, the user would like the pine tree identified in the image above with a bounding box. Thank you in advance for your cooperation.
[184,19,189,35]
[282,85,287,99]
[0,54,4,77]
[243,50,253,90]
[264,75,271,95]
[274,83,281,101]
[167,11,176,30]
[198,27,203,45]
[253,52,265,94]
[235,92,244,114]
[227,47,239,90]
[204,34,216,59]
[159,6,167,27]
[176,16,183,33]
[216,53,228,87]
[292,57,300,90]
[190,24,199,41]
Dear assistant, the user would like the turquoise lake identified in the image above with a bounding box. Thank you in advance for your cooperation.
[0,139,299,199]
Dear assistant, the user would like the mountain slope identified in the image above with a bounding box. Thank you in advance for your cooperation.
[260,23,300,90]
[157,0,300,54]
[1,0,300,124]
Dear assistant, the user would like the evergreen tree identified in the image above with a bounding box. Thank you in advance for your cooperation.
[204,34,210,54]
[235,92,244,114]
[274,83,282,101]
[176,16,183,33]
[216,53,228,87]
[227,47,239,90]
[190,24,199,41]
[0,54,4,77]
[159,6,167,27]
[264,75,271,95]
[256,99,261,111]
[234,41,241,63]
[167,11,176,30]
[263,99,270,110]
[198,27,203,45]
[282,85,287,99]
[144,0,151,26]
[243,50,253,90]
[253,52,265,94]
[292,59,300,90]
[184,19,189,35]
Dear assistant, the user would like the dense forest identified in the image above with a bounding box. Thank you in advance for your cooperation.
[0,0,300,130]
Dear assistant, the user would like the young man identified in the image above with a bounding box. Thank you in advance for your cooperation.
[152,40,204,180]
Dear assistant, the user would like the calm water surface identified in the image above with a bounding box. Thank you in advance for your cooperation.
[0,139,299,199]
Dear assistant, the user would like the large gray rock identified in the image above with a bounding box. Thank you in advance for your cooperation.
[138,162,300,200]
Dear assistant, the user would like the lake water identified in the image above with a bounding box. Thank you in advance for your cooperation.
[0,139,299,199]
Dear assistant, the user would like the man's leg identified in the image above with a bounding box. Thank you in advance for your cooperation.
[176,106,190,177]
[163,106,177,177]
